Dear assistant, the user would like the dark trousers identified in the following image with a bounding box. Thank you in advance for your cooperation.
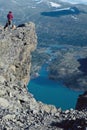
[4,20,12,29]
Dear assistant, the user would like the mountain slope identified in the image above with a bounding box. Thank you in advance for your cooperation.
[0,23,87,130]
[0,0,87,46]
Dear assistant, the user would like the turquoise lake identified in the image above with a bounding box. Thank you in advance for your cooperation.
[28,64,83,110]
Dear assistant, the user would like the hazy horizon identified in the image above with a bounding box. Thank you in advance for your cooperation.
[60,0,87,4]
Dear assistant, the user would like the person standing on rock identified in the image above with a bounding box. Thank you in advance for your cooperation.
[4,11,14,30]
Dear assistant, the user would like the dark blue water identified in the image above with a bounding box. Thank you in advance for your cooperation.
[28,64,82,110]
[41,7,80,17]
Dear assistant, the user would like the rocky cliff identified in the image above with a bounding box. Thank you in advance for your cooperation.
[76,91,87,110]
[0,22,87,130]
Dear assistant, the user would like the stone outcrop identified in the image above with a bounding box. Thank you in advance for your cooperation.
[76,91,87,110]
[0,22,37,86]
[0,22,87,130]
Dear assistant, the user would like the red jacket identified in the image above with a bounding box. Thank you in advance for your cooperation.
[7,12,13,20]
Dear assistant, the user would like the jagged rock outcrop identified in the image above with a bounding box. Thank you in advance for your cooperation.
[0,22,37,85]
[76,91,87,110]
[0,22,87,130]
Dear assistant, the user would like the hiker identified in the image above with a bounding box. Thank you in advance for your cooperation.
[4,11,14,30]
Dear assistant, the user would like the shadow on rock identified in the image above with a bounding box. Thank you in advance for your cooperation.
[51,118,87,130]
[78,57,87,75]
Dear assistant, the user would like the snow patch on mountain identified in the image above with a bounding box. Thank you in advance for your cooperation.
[55,7,75,12]
[49,2,61,8]
[33,0,61,8]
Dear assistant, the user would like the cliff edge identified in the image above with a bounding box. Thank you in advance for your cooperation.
[76,91,87,110]
[0,22,37,85]
[0,22,87,130]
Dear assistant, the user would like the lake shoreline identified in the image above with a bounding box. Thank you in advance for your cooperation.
[28,63,83,110]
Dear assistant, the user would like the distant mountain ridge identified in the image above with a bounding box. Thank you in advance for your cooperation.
[13,1,87,46]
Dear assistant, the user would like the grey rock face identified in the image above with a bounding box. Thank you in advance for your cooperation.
[76,91,87,110]
[0,22,87,130]
[0,22,37,85]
